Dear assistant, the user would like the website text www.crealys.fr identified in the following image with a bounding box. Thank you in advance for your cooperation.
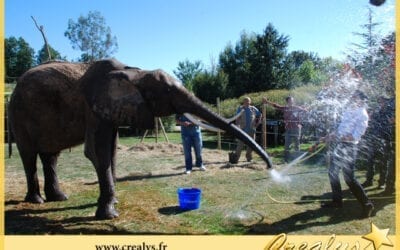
[95,241,168,250]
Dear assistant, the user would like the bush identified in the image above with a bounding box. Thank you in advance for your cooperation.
[217,84,323,120]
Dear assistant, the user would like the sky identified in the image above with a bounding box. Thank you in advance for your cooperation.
[5,0,396,75]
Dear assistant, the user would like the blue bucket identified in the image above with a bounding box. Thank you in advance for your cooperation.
[177,188,202,210]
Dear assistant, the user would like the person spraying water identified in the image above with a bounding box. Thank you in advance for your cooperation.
[319,90,374,218]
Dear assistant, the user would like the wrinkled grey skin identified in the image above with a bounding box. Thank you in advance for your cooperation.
[8,59,273,219]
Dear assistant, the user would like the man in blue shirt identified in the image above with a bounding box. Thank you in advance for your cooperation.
[176,114,206,174]
[231,97,262,163]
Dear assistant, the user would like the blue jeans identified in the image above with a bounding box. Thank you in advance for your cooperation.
[181,130,203,171]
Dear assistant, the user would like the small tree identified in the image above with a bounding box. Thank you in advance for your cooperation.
[192,69,228,104]
[5,36,35,82]
[64,11,118,62]
[347,8,394,96]
[219,31,257,97]
[173,60,203,92]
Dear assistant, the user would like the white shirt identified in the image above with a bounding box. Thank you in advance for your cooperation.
[337,105,369,144]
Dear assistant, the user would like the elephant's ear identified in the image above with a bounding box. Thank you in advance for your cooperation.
[84,70,155,128]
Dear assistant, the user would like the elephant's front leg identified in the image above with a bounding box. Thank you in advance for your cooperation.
[110,130,119,205]
[90,123,119,219]
[95,162,118,219]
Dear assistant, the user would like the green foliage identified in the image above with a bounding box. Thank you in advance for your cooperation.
[297,60,317,84]
[192,68,228,104]
[36,44,66,64]
[217,24,331,99]
[251,23,290,90]
[173,60,203,91]
[64,11,118,62]
[217,84,322,119]
[160,115,178,132]
[219,31,257,97]
[5,36,35,82]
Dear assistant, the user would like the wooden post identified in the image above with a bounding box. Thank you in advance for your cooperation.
[262,103,267,150]
[158,117,169,143]
[140,117,169,143]
[217,97,221,150]
[154,117,159,143]
[140,130,149,143]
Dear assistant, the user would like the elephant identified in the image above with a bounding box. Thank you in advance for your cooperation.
[8,58,273,219]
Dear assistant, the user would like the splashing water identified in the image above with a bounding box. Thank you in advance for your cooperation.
[269,151,309,183]
[286,152,308,168]
[270,169,291,183]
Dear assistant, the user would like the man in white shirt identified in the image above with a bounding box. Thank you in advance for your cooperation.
[321,90,374,218]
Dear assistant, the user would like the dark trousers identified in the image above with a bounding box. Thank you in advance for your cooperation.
[328,142,371,206]
[365,140,388,185]
[385,141,395,191]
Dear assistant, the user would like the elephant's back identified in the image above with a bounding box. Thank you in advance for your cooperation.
[9,62,90,152]
[11,61,89,115]
[16,61,89,92]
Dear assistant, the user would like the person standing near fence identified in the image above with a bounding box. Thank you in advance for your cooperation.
[263,96,307,162]
[230,97,262,163]
[176,114,206,174]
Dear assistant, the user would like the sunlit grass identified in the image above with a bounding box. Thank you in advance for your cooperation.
[5,138,395,235]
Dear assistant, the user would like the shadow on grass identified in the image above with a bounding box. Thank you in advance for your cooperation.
[116,172,184,183]
[245,190,395,235]
[84,172,185,185]
[158,206,188,215]
[4,200,176,235]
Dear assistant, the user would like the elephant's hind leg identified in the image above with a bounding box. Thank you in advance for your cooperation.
[39,152,68,202]
[19,150,44,203]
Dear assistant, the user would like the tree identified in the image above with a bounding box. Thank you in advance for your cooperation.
[219,31,257,97]
[296,60,317,84]
[173,60,203,91]
[37,44,65,64]
[312,57,343,85]
[5,36,35,82]
[64,11,118,62]
[373,32,395,95]
[347,8,381,79]
[219,24,290,97]
[192,68,228,104]
[251,23,290,90]
[347,8,394,96]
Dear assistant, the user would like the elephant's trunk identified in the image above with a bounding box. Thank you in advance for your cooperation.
[176,88,273,169]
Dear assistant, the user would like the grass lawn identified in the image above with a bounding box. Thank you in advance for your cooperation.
[4,133,395,235]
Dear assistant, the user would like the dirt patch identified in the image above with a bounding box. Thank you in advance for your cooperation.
[119,142,268,172]
[126,142,183,153]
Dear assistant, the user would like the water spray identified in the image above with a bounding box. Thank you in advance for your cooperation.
[269,141,326,183]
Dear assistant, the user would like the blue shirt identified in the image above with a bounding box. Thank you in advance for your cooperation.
[236,106,261,133]
[176,115,201,136]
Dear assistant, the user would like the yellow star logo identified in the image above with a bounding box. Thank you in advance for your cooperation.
[362,222,393,249]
